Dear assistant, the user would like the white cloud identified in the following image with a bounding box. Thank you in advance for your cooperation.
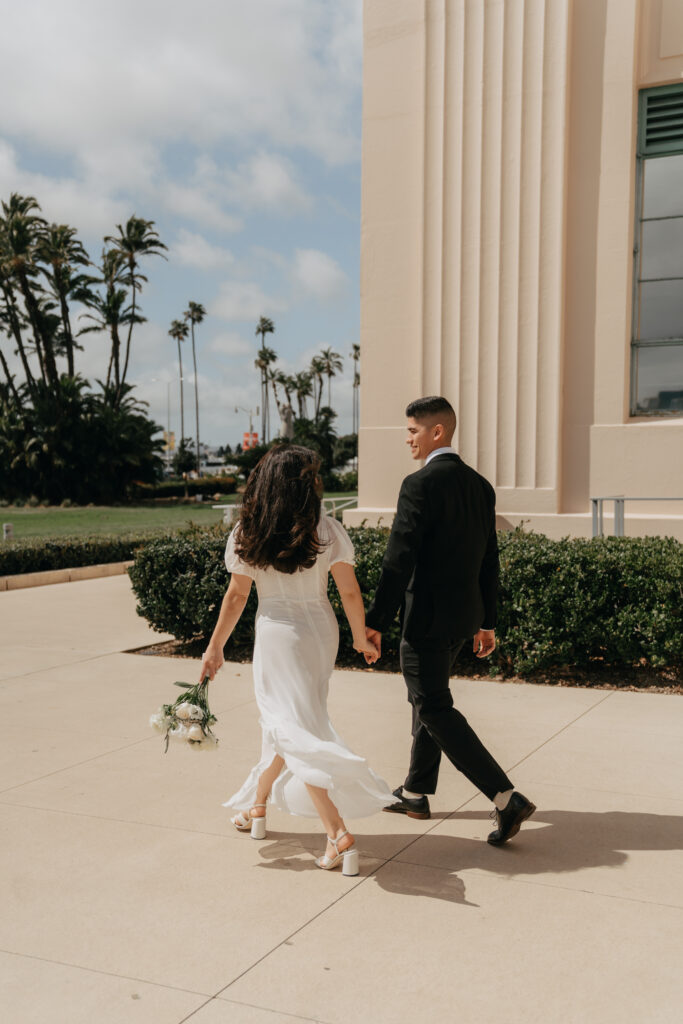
[227,152,311,212]
[208,331,253,357]
[173,229,234,271]
[210,281,286,323]
[292,248,348,300]
[0,1,361,166]
[161,181,242,234]
[0,139,129,238]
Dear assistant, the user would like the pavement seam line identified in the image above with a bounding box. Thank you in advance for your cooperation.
[498,689,616,777]
[387,861,683,911]
[0,734,159,796]
[0,947,211,997]
[0,693,256,798]
[195,694,625,998]
[0,798,297,842]
[180,994,326,1024]
[0,649,132,684]
[201,871,374,1013]
[367,691,617,880]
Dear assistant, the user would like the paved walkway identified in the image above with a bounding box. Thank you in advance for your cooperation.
[1,575,682,1024]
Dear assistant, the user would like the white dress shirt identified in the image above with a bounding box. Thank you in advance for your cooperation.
[425,446,456,464]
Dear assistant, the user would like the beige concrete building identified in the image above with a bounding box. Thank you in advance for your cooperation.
[347,0,683,539]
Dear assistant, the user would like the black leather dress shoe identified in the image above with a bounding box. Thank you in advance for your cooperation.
[487,792,536,845]
[383,787,431,820]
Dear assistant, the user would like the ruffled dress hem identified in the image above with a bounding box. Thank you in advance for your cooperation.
[223,723,395,819]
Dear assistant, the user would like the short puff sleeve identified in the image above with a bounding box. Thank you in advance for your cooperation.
[224,528,256,579]
[321,515,355,567]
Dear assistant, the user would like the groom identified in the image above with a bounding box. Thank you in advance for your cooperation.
[365,396,535,845]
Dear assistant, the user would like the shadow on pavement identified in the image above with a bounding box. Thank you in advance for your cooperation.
[249,809,683,907]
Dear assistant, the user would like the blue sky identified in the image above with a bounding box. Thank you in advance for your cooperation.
[0,0,362,446]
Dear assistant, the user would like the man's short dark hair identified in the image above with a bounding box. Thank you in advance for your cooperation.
[405,396,456,427]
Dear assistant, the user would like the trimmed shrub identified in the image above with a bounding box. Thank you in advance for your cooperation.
[495,531,683,675]
[128,523,257,648]
[132,476,237,500]
[128,525,683,680]
[0,533,158,576]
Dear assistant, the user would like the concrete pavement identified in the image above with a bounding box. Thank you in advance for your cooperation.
[1,575,682,1023]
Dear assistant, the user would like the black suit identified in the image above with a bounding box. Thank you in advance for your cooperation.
[366,453,512,800]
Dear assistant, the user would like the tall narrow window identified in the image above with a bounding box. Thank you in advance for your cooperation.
[632,86,683,416]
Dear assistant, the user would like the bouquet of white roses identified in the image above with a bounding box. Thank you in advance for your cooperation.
[150,676,218,752]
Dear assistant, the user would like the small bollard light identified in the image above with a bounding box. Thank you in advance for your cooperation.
[3,523,13,540]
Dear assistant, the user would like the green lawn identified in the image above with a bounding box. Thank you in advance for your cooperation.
[1,493,357,540]
[2,503,232,539]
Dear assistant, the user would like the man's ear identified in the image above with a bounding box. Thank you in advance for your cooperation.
[432,422,445,442]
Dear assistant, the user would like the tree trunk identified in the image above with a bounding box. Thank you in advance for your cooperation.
[0,343,20,402]
[177,339,185,445]
[1,281,37,396]
[118,275,136,405]
[57,285,75,377]
[191,324,200,474]
[17,266,58,387]
[109,319,122,394]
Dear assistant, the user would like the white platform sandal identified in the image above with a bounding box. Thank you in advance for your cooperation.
[315,831,359,876]
[231,803,267,840]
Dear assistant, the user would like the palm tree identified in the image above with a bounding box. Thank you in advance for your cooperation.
[255,345,278,442]
[169,318,188,451]
[310,356,325,418]
[78,249,134,396]
[351,342,360,435]
[104,216,167,403]
[184,301,206,474]
[0,193,57,387]
[254,316,274,442]
[35,223,93,378]
[319,347,343,410]
[280,373,297,414]
[293,371,313,419]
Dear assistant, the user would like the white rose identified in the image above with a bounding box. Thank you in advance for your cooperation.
[169,724,189,741]
[187,724,204,742]
[175,702,194,720]
[149,710,169,732]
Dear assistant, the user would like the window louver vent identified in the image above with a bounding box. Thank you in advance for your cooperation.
[640,86,683,157]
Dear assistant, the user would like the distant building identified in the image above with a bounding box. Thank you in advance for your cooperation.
[348,0,683,538]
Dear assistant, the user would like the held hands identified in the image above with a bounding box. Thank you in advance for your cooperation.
[473,628,496,659]
[199,643,224,682]
[354,628,381,665]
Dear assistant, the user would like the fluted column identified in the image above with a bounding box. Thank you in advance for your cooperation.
[354,0,571,523]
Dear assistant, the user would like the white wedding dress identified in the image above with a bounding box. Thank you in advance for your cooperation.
[222,515,394,819]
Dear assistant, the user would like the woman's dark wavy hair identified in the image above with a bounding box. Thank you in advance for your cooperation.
[235,445,324,574]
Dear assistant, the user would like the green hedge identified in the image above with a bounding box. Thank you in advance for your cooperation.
[132,475,237,500]
[128,526,683,680]
[0,533,158,576]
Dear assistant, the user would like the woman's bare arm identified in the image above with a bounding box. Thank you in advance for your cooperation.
[199,573,252,680]
[330,562,380,663]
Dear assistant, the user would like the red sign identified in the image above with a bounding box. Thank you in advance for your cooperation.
[242,432,259,450]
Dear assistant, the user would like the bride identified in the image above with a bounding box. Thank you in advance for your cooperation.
[200,444,394,875]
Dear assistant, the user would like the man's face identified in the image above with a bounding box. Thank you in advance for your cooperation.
[405,417,441,460]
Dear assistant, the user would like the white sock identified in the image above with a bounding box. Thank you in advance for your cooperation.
[402,788,424,800]
[493,789,514,811]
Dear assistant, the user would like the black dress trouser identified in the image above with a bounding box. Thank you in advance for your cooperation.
[400,638,513,801]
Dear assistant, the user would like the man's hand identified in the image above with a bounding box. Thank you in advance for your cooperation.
[473,629,495,659]
[365,627,382,660]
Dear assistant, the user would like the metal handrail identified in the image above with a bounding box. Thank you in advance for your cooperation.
[212,495,358,526]
[590,496,683,537]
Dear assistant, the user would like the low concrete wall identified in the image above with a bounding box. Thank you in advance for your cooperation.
[0,561,134,592]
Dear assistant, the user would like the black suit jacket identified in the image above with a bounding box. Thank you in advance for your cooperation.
[365,453,498,643]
